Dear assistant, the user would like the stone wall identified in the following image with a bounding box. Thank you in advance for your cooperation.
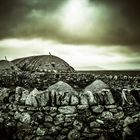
[0,71,140,91]
[0,81,140,140]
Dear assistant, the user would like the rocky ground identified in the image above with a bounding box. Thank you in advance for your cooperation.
[0,72,140,140]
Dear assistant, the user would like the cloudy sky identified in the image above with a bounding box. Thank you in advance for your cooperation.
[0,0,140,70]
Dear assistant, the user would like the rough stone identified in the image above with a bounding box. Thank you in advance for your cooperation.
[20,112,31,124]
[54,114,65,125]
[8,104,18,112]
[61,92,71,105]
[105,105,117,109]
[83,133,98,138]
[45,115,53,122]
[43,122,53,128]
[90,121,100,128]
[101,111,113,120]
[32,112,44,123]
[123,116,134,127]
[15,87,23,102]
[68,129,80,140]
[124,126,133,135]
[71,95,79,105]
[77,105,89,110]
[14,111,22,120]
[109,108,118,113]
[61,128,69,135]
[50,90,56,106]
[36,90,50,106]
[73,120,83,130]
[56,135,66,140]
[91,128,103,133]
[114,111,124,119]
[25,88,39,107]
[36,127,46,136]
[102,89,115,105]
[50,107,57,113]
[80,93,89,105]
[117,106,123,111]
[132,112,140,118]
[86,115,96,122]
[65,114,77,122]
[0,88,9,102]
[48,126,60,135]
[0,117,4,123]
[108,128,115,133]
[24,135,35,140]
[19,87,30,104]
[14,111,31,124]
[96,119,104,124]
[58,106,76,114]
[81,91,97,105]
[91,105,104,113]
[64,122,73,127]
[56,91,64,105]
[18,105,26,112]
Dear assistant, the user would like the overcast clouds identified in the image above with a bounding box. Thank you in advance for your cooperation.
[0,0,140,70]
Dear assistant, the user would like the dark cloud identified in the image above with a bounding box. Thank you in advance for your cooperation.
[0,0,66,38]
[0,0,140,51]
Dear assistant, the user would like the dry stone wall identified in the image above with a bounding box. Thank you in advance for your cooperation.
[0,81,140,140]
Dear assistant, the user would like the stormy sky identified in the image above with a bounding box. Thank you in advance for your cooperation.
[0,0,140,70]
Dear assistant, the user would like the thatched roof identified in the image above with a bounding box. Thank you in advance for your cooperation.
[12,55,75,73]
